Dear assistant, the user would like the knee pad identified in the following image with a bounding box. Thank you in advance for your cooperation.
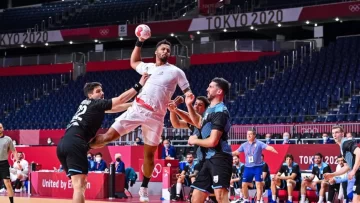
[287,182,293,187]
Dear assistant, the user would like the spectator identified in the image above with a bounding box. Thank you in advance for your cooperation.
[321,133,334,144]
[10,152,29,193]
[91,152,107,171]
[115,153,125,173]
[265,134,274,144]
[346,132,353,139]
[87,153,95,171]
[161,139,176,160]
[47,138,55,145]
[281,132,294,144]
[134,137,144,146]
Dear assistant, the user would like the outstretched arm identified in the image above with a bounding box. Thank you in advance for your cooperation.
[130,37,147,70]
[106,73,149,113]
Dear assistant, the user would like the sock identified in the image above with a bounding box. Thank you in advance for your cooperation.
[176,183,182,195]
[244,198,249,202]
[256,201,260,203]
[288,196,292,201]
[318,196,324,203]
[327,201,332,203]
[141,176,150,188]
[272,195,277,201]
[9,197,13,203]
[301,195,306,202]
[239,190,243,198]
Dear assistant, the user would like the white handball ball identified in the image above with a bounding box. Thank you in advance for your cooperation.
[135,24,151,40]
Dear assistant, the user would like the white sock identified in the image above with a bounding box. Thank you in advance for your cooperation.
[244,198,249,202]
[176,183,182,195]
[318,196,324,203]
[343,200,347,203]
[239,190,243,198]
[288,196,292,201]
[272,195,277,201]
[327,201,332,203]
[301,195,306,202]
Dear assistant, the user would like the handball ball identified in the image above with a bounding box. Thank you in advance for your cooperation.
[135,24,151,40]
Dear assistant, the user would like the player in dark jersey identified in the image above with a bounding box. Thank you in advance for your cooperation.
[56,74,148,203]
[230,155,245,201]
[270,154,301,203]
[187,77,233,203]
[324,125,360,203]
[299,153,331,203]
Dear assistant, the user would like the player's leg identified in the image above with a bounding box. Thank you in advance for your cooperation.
[89,107,141,148]
[270,178,282,202]
[242,167,255,202]
[191,160,212,203]
[286,179,296,202]
[211,157,232,203]
[3,179,13,203]
[318,180,329,203]
[353,174,360,203]
[61,137,89,203]
[300,180,312,203]
[254,166,264,202]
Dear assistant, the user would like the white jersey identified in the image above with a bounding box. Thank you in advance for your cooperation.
[135,62,190,117]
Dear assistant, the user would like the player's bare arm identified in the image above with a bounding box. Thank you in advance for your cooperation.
[188,129,222,148]
[106,73,149,113]
[185,93,202,129]
[130,37,147,70]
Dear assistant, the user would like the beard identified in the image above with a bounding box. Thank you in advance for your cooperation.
[159,56,168,63]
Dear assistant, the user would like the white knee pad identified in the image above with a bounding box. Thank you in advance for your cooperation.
[287,181,293,187]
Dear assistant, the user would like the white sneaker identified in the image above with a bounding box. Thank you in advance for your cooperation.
[0,188,6,193]
[139,187,149,202]
[15,189,22,193]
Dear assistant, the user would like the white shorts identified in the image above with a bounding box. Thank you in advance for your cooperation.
[111,103,164,146]
[10,169,27,182]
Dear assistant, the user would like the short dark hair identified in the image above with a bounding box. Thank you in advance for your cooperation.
[332,125,344,132]
[196,96,210,109]
[186,153,193,157]
[17,151,23,154]
[261,154,264,158]
[314,152,323,159]
[83,82,102,98]
[338,155,343,159]
[212,77,230,96]
[156,39,171,49]
[248,128,256,135]
[285,154,294,161]
[95,152,103,157]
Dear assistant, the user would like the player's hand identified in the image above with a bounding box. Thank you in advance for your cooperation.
[348,170,356,180]
[273,175,279,181]
[188,135,198,145]
[329,178,336,184]
[324,173,334,180]
[185,93,195,106]
[173,96,184,106]
[167,101,177,112]
[139,72,150,86]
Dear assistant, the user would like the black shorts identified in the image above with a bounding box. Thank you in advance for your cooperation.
[0,160,10,180]
[279,180,301,190]
[354,170,360,195]
[184,176,192,186]
[56,127,89,178]
[191,157,232,193]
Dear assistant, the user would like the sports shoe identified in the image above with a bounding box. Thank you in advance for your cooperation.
[15,189,22,193]
[172,195,181,201]
[139,187,149,202]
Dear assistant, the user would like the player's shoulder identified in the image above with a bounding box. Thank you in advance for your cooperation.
[214,103,229,113]
[2,136,12,141]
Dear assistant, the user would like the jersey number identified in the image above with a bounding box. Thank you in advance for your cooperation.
[72,105,87,122]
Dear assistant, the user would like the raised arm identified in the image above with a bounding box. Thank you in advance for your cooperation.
[130,37,147,70]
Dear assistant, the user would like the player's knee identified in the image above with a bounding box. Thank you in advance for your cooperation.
[215,190,226,202]
[321,181,327,187]
[286,180,293,187]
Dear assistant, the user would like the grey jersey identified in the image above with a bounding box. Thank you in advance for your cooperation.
[0,136,15,161]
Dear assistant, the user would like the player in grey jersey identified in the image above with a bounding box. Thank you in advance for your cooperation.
[0,123,18,203]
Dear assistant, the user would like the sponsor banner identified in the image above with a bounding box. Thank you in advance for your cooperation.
[118,24,127,36]
[0,31,63,46]
[31,171,124,199]
[126,1,360,35]
[189,8,302,31]
[198,0,222,16]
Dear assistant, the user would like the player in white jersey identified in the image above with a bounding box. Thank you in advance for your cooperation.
[89,36,192,202]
